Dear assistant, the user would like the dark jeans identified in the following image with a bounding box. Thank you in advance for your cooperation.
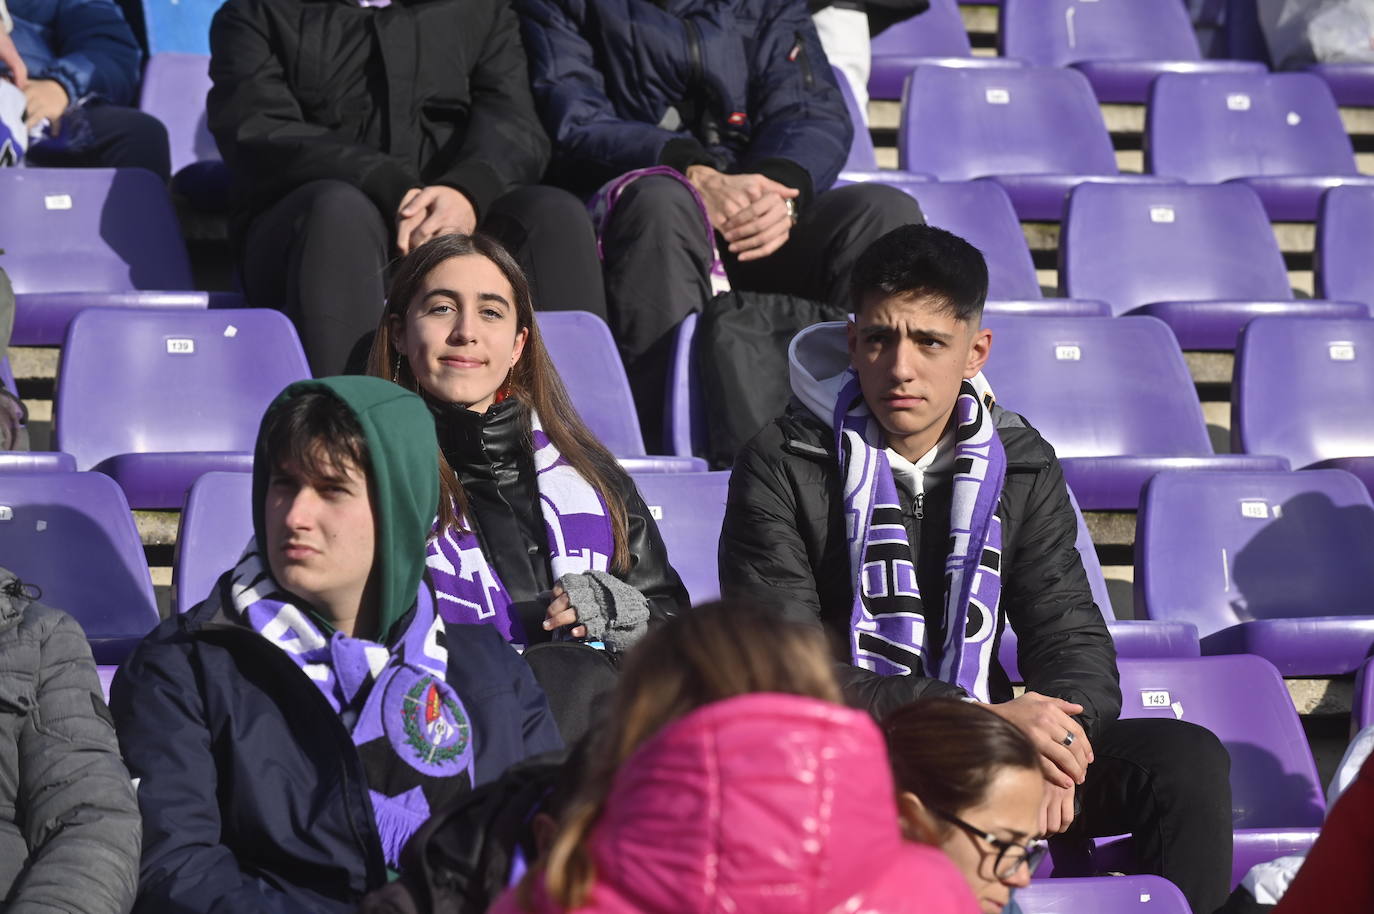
[1052,717,1234,914]
[240,181,606,376]
[26,105,171,183]
[599,177,923,450]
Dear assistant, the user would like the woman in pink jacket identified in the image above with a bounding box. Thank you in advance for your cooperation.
[489,601,979,914]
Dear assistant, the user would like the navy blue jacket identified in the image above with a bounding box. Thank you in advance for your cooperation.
[108,580,562,914]
[5,0,142,106]
[514,0,852,207]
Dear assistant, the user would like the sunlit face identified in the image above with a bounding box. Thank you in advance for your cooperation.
[934,767,1045,914]
[394,254,529,412]
[264,456,377,623]
[847,292,990,460]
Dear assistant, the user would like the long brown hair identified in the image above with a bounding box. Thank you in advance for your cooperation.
[530,601,843,909]
[368,234,631,571]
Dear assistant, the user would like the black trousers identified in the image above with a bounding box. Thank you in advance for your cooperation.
[26,105,171,183]
[1053,717,1234,914]
[240,180,607,376]
[599,177,923,450]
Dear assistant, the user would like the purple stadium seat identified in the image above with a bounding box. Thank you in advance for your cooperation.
[1095,655,1325,885]
[174,470,254,613]
[982,315,1286,510]
[0,472,159,663]
[54,308,311,510]
[1061,183,1367,349]
[899,66,1175,220]
[1147,72,1374,221]
[665,313,703,460]
[1232,317,1374,497]
[139,52,228,211]
[0,168,236,345]
[535,311,706,473]
[830,66,932,186]
[1317,185,1374,307]
[1307,63,1374,108]
[628,471,727,605]
[997,486,1200,681]
[1000,0,1264,103]
[97,665,117,702]
[0,452,77,473]
[1015,876,1190,914]
[1355,656,1374,737]
[868,0,1022,101]
[1136,468,1374,675]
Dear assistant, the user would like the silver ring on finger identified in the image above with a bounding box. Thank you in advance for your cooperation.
[1061,731,1075,748]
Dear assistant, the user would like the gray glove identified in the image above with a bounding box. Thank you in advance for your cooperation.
[555,570,651,652]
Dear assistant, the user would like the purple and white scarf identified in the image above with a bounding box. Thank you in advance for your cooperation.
[836,373,1007,701]
[426,411,615,643]
[228,547,474,866]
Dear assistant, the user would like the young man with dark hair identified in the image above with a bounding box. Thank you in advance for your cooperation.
[720,224,1234,914]
[112,377,562,913]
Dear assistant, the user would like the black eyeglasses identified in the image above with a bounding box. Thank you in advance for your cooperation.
[932,808,1048,881]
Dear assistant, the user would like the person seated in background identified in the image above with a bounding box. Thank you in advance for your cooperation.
[885,698,1048,914]
[111,376,562,913]
[207,0,606,377]
[489,600,979,914]
[0,0,169,179]
[719,224,1234,914]
[0,567,140,912]
[513,0,924,444]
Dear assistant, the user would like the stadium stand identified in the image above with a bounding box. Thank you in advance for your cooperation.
[1317,185,1374,307]
[1136,468,1374,676]
[868,0,1021,102]
[1060,182,1368,350]
[54,308,311,510]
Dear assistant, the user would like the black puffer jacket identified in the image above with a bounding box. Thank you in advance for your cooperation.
[435,399,689,635]
[719,403,1121,736]
[208,0,550,232]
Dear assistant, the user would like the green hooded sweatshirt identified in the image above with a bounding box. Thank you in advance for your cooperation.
[251,376,440,646]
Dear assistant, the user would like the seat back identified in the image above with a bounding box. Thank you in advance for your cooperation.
[1136,469,1374,636]
[899,66,1119,178]
[1062,182,1292,315]
[1015,875,1191,914]
[832,66,879,172]
[628,471,729,605]
[1233,317,1374,468]
[1001,0,1203,66]
[0,168,193,294]
[982,315,1213,458]
[912,181,1042,300]
[140,53,219,177]
[0,472,158,640]
[54,309,311,471]
[1147,72,1357,182]
[872,0,975,59]
[140,0,219,54]
[174,471,254,612]
[1317,185,1374,307]
[1117,655,1326,828]
[535,312,646,458]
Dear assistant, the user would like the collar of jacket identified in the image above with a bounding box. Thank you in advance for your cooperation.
[431,397,528,482]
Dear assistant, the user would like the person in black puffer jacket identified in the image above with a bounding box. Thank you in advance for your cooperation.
[719,225,1235,914]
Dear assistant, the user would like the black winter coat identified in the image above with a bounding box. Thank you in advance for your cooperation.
[719,403,1121,735]
[207,0,551,232]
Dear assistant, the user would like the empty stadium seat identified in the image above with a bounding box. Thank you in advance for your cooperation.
[536,311,706,472]
[868,0,1021,101]
[0,471,160,662]
[174,470,253,613]
[1147,72,1374,221]
[97,665,117,702]
[1136,469,1374,675]
[1000,0,1264,103]
[1307,63,1374,107]
[628,471,728,605]
[1355,656,1374,737]
[1016,876,1190,914]
[899,66,1174,220]
[1317,185,1374,307]
[981,315,1285,510]
[54,308,311,510]
[139,52,229,211]
[1061,183,1367,349]
[0,168,238,344]
[1232,316,1374,496]
[831,66,932,186]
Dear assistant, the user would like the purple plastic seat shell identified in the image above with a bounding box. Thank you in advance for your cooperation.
[138,53,221,179]
[1307,62,1374,108]
[628,471,728,606]
[830,66,930,188]
[868,0,1023,100]
[1136,468,1374,676]
[10,291,242,347]
[175,470,254,613]
[1317,185,1374,307]
[0,452,78,473]
[1355,656,1374,736]
[1014,876,1190,913]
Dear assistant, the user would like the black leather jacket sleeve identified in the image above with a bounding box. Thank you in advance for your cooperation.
[616,472,690,622]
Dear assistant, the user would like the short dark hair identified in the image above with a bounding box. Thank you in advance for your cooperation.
[849,224,989,323]
[260,387,372,487]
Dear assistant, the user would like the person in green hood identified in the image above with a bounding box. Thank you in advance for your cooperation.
[110,376,563,914]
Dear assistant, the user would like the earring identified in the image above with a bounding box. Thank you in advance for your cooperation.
[392,353,402,383]
[494,368,514,404]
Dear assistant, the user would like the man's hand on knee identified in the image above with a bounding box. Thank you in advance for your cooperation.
[721,189,795,262]
[982,692,1094,789]
[686,166,797,242]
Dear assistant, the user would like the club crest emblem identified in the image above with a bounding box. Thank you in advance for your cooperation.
[383,669,473,776]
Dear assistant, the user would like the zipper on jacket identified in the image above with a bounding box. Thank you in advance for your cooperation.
[684,19,704,86]
[790,31,815,89]
[913,493,924,520]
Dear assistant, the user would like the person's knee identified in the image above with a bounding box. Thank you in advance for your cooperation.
[1139,719,1232,799]
[820,182,924,232]
[609,175,703,227]
[296,181,389,250]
